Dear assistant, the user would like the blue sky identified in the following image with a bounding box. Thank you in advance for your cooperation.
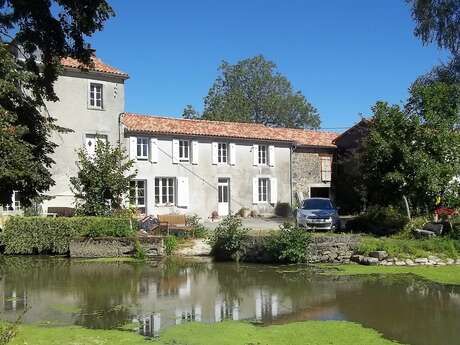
[88,0,449,130]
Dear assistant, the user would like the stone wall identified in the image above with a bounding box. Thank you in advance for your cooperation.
[291,147,335,202]
[308,234,360,263]
[236,234,360,264]
[69,236,164,258]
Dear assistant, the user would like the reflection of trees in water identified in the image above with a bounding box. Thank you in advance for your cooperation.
[334,275,460,345]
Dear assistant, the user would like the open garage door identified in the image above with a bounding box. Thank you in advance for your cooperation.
[310,187,330,198]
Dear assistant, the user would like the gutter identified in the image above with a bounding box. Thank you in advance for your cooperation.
[118,112,124,148]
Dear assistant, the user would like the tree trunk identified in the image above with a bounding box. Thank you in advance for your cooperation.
[402,195,411,220]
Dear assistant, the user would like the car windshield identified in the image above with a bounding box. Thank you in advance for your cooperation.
[302,199,333,210]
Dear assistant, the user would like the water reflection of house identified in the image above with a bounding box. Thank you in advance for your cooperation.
[3,289,27,312]
[156,273,188,297]
[175,304,202,324]
[214,300,239,322]
[255,289,278,321]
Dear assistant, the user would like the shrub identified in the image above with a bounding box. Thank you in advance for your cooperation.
[134,239,146,260]
[185,214,208,238]
[209,215,249,262]
[1,216,135,255]
[268,222,312,263]
[164,236,178,256]
[395,216,430,239]
[81,217,134,238]
[274,203,292,218]
[345,206,409,236]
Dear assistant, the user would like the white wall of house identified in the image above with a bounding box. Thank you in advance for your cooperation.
[42,70,127,211]
[125,134,292,219]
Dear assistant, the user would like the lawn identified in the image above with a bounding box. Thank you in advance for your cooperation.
[322,264,460,285]
[8,321,401,345]
[356,236,460,259]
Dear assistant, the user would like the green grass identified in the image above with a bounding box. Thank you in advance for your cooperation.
[322,264,460,285]
[356,236,460,259]
[8,321,401,345]
[154,321,401,345]
[9,325,148,345]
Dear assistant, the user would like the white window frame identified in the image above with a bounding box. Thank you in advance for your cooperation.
[137,137,149,160]
[130,180,146,213]
[154,177,176,206]
[217,142,228,164]
[258,145,268,165]
[258,178,269,203]
[179,140,190,162]
[88,82,103,110]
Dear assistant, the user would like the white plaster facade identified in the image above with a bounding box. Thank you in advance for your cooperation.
[124,132,292,219]
[42,68,128,211]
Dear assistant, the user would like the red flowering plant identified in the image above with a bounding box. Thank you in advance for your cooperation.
[434,207,458,219]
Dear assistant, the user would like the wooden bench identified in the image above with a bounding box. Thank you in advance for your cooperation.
[158,214,191,236]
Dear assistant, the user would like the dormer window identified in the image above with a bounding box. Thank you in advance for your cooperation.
[89,83,103,109]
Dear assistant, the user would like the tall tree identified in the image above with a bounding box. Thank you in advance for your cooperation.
[70,140,136,216]
[407,0,460,55]
[364,81,460,212]
[0,0,114,206]
[184,55,320,129]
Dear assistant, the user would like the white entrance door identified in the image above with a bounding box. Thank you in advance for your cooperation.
[217,178,230,216]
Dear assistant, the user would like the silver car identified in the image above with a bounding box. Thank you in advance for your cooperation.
[296,198,341,231]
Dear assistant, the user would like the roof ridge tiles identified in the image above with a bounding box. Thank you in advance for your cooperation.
[122,113,338,148]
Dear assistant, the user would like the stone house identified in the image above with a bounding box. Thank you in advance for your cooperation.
[273,128,337,204]
[332,118,371,213]
[2,54,339,218]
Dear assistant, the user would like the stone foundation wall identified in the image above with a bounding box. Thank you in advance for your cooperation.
[69,236,164,258]
[308,234,360,263]
[239,234,360,264]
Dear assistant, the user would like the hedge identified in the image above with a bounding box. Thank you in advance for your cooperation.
[0,216,135,255]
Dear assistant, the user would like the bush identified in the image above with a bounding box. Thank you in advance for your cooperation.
[345,206,409,236]
[1,216,135,254]
[81,217,134,238]
[185,214,208,238]
[268,222,312,263]
[209,215,249,262]
[164,236,178,256]
[134,239,146,260]
[274,203,292,218]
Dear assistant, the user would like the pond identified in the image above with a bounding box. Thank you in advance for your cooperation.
[0,257,459,345]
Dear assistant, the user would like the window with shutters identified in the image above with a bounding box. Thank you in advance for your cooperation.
[129,180,146,214]
[89,83,103,109]
[179,140,190,162]
[258,145,267,165]
[218,143,228,164]
[137,137,149,159]
[320,155,332,182]
[258,178,269,203]
[154,177,175,205]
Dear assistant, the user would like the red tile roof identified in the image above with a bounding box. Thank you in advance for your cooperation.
[122,113,338,147]
[60,56,128,78]
[271,127,339,148]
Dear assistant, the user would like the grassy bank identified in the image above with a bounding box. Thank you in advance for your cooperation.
[8,321,401,345]
[322,264,460,285]
[356,236,460,259]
